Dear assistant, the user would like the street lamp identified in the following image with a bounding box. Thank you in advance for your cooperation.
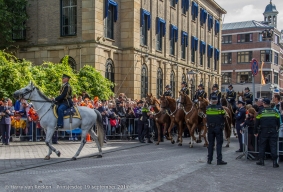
[187,70,198,99]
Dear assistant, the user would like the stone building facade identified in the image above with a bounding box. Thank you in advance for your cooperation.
[15,0,226,99]
[221,1,283,99]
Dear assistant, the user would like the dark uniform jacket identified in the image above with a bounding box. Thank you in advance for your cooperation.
[244,92,253,104]
[206,105,225,127]
[226,90,236,103]
[255,108,280,135]
[180,87,189,95]
[55,82,73,107]
[209,91,222,105]
[163,90,173,97]
[0,106,14,124]
[194,90,207,100]
[235,107,246,130]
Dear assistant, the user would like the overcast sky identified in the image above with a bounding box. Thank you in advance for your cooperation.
[217,0,283,30]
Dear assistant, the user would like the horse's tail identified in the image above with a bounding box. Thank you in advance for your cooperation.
[93,109,104,147]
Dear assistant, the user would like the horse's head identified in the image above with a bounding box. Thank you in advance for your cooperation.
[13,81,35,100]
[146,93,154,105]
[198,97,209,112]
[160,95,169,108]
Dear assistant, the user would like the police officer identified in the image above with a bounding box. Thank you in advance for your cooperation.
[164,85,173,97]
[54,74,73,129]
[206,95,227,165]
[180,81,189,95]
[226,84,236,111]
[209,84,221,105]
[138,101,153,143]
[193,84,207,102]
[235,100,246,152]
[244,87,253,105]
[254,98,280,168]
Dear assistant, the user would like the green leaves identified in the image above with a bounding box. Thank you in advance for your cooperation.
[0,52,114,100]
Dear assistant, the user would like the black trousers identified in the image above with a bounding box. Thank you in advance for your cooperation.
[236,127,243,151]
[207,126,223,162]
[259,131,278,160]
[1,124,11,144]
[138,120,149,140]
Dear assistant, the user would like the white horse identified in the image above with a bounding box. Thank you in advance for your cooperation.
[13,82,104,160]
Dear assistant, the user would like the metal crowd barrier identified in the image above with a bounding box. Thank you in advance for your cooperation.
[236,126,283,161]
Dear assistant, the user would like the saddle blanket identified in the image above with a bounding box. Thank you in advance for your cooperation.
[53,106,82,119]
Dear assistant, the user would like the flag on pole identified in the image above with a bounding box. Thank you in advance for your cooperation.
[261,61,265,85]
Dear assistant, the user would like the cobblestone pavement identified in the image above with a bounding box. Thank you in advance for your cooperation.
[0,137,283,192]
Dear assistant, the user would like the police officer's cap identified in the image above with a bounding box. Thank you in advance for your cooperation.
[181,81,187,86]
[211,95,218,101]
[237,100,245,105]
[165,85,171,89]
[244,87,250,91]
[137,100,144,104]
[62,74,71,79]
[198,84,204,88]
[228,84,233,88]
[212,84,219,89]
[263,98,270,105]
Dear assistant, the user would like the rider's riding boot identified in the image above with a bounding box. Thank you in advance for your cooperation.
[273,160,279,168]
[55,125,63,130]
[256,159,265,166]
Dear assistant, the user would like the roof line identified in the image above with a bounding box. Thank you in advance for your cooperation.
[208,0,227,14]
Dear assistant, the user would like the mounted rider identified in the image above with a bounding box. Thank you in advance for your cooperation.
[193,84,207,103]
[209,84,221,105]
[226,84,237,111]
[54,74,73,129]
[180,81,189,95]
[163,85,173,97]
[244,87,253,105]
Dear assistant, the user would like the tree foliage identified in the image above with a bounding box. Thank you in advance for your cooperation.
[0,0,28,45]
[0,51,114,100]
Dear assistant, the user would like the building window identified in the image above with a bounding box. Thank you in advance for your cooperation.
[237,33,253,43]
[274,35,279,44]
[237,51,252,63]
[214,48,219,71]
[221,72,232,84]
[12,6,27,41]
[274,72,278,84]
[141,9,151,46]
[263,71,271,84]
[170,24,178,55]
[260,50,272,62]
[141,64,148,98]
[191,36,198,62]
[181,31,188,59]
[156,18,166,51]
[61,56,77,70]
[182,0,190,14]
[191,2,198,21]
[207,44,213,68]
[222,53,232,64]
[259,33,263,42]
[105,59,115,91]
[170,0,176,8]
[199,41,206,66]
[274,52,278,65]
[222,35,232,44]
[157,68,163,98]
[208,14,213,31]
[61,0,77,36]
[215,20,220,35]
[200,8,207,26]
[237,72,252,83]
[105,5,114,39]
[170,71,176,98]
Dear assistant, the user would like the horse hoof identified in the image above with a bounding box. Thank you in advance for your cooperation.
[171,140,175,144]
[56,151,61,157]
[96,155,102,158]
[44,156,50,160]
[71,157,77,161]
[236,136,238,138]
[156,143,159,145]
[189,142,191,144]
[203,144,208,147]
[190,145,193,148]
[196,140,202,143]
[178,143,182,146]
[225,144,229,148]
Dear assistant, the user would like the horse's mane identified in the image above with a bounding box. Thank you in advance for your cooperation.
[35,87,52,102]
[202,98,209,106]
[165,96,176,103]
[153,97,160,105]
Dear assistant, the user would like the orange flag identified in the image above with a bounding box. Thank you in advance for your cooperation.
[261,61,265,85]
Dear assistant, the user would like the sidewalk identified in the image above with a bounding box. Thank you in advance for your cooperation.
[0,140,146,175]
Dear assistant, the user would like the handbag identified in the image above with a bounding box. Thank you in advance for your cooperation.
[110,118,117,127]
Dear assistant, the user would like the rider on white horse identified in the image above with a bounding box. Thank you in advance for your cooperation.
[54,74,73,129]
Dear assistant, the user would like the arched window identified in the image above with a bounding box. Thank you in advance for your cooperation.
[60,56,77,70]
[105,59,115,91]
[141,64,148,98]
[170,71,176,98]
[157,68,163,98]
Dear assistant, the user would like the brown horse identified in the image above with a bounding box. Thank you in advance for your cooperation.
[178,92,200,148]
[222,106,232,147]
[197,97,209,147]
[221,94,236,137]
[159,95,185,146]
[237,91,245,102]
[145,93,171,145]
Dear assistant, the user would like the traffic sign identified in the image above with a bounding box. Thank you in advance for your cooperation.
[250,58,259,76]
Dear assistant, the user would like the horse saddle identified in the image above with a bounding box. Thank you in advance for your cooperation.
[53,105,82,119]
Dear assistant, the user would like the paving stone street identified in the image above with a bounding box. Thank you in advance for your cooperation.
[0,137,283,192]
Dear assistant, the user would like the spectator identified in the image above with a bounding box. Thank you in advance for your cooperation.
[242,108,257,153]
[256,98,264,113]
[11,114,26,137]
[126,102,135,139]
[82,91,90,100]
[98,100,109,143]
[0,99,14,145]
[235,101,246,152]
[116,101,127,135]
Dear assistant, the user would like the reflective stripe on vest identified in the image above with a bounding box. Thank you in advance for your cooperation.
[207,108,225,115]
